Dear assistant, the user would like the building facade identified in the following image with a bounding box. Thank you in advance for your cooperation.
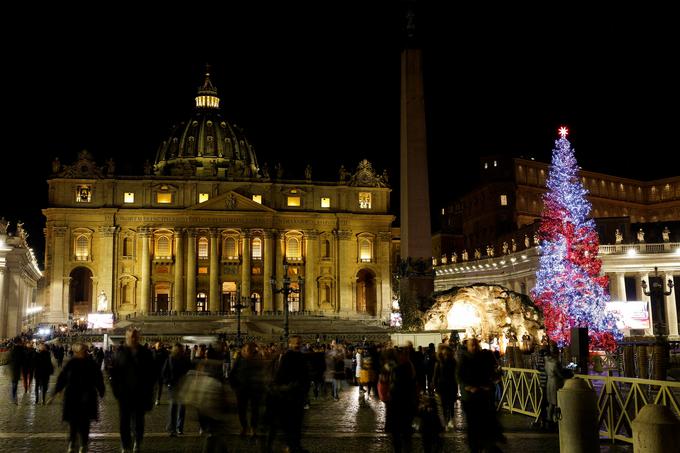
[0,218,43,338]
[42,73,394,324]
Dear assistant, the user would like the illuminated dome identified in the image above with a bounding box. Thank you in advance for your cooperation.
[154,70,260,178]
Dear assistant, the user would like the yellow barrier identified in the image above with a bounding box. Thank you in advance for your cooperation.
[498,367,680,444]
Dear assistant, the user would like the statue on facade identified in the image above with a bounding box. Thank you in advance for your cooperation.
[338,165,348,182]
[0,217,8,235]
[662,226,671,242]
[533,232,539,245]
[305,164,312,181]
[502,241,509,255]
[524,234,530,248]
[511,238,517,252]
[106,158,115,175]
[637,228,645,243]
[275,162,284,179]
[16,221,27,241]
[52,157,61,174]
[615,228,623,244]
[486,245,494,257]
[440,254,447,264]
[143,160,152,175]
[461,249,468,261]
[474,248,481,260]
[451,251,457,263]
[97,290,108,312]
[261,162,270,179]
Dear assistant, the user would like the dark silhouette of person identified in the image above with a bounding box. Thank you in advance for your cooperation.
[34,343,54,405]
[50,343,105,453]
[110,328,155,453]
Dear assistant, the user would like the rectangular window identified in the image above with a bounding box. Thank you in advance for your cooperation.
[198,267,208,274]
[252,194,262,204]
[124,192,135,203]
[199,193,210,203]
[359,192,372,209]
[287,196,301,207]
[76,185,92,203]
[157,193,172,204]
[500,194,508,206]
[321,197,331,208]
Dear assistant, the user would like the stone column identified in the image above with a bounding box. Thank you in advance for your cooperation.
[664,272,678,336]
[186,229,196,311]
[209,229,220,312]
[378,231,393,319]
[97,226,117,312]
[174,229,184,312]
[263,230,274,312]
[335,230,353,315]
[275,231,284,311]
[49,226,68,321]
[616,273,627,301]
[139,227,152,314]
[637,273,652,336]
[304,230,318,311]
[240,230,251,309]
[0,268,7,338]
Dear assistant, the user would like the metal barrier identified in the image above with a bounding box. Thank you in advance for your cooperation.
[497,367,680,444]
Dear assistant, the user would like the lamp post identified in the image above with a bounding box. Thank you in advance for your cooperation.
[641,267,674,336]
[270,263,303,345]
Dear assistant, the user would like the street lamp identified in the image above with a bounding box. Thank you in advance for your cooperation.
[270,263,304,345]
[641,266,674,336]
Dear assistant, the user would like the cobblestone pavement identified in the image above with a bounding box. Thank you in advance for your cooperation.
[0,363,631,452]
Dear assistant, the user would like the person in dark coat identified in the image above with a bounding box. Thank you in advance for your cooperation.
[152,342,168,406]
[432,344,457,429]
[386,346,418,453]
[8,339,25,404]
[22,341,36,394]
[34,342,54,405]
[110,328,155,453]
[50,343,105,453]
[230,342,266,436]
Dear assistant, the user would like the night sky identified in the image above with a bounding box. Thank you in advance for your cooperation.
[3,3,678,263]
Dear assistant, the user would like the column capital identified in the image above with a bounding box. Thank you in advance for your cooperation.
[97,225,118,236]
[209,228,220,238]
[186,228,197,238]
[263,228,279,239]
[173,229,184,238]
[240,229,252,239]
[305,230,319,240]
[53,226,68,237]
[378,231,392,242]
[137,227,153,236]
[334,229,352,241]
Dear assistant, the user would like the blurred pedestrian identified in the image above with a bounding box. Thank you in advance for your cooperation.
[153,342,168,406]
[9,338,25,404]
[432,344,457,430]
[49,343,105,453]
[386,347,418,453]
[162,343,191,436]
[230,342,265,437]
[22,341,36,394]
[110,328,155,453]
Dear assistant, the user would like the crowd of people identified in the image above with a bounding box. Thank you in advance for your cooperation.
[3,329,537,453]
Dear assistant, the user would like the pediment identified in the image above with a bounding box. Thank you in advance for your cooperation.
[187,191,276,212]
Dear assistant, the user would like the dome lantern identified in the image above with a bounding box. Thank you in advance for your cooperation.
[195,67,220,109]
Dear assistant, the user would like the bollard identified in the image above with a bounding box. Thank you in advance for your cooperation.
[557,378,599,453]
[632,404,680,452]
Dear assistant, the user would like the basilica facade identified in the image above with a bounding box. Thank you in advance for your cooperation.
[42,73,394,323]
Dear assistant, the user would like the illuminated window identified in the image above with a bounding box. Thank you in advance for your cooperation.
[360,239,372,262]
[286,237,301,259]
[198,267,208,274]
[252,237,262,259]
[76,186,91,203]
[484,162,488,169]
[252,194,262,204]
[224,237,237,259]
[199,193,210,203]
[500,195,508,206]
[75,235,89,260]
[288,282,300,312]
[287,196,301,207]
[493,160,497,167]
[157,192,172,204]
[198,237,209,259]
[321,197,331,208]
[124,192,135,203]
[196,292,207,311]
[195,95,220,108]
[359,192,372,209]
[155,235,171,258]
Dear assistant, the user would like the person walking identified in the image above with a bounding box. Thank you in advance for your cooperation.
[153,342,168,406]
[161,343,191,436]
[49,343,105,453]
[22,341,36,394]
[432,344,457,430]
[110,328,155,453]
[230,342,265,437]
[385,346,418,453]
[8,338,25,404]
[34,342,54,405]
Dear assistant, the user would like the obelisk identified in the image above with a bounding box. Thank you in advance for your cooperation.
[399,2,433,329]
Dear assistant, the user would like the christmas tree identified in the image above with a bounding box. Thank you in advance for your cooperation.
[531,127,621,350]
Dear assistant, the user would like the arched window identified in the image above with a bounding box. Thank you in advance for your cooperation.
[75,235,89,260]
[286,237,301,259]
[359,239,372,262]
[122,237,133,257]
[322,239,331,258]
[224,237,237,259]
[198,237,209,259]
[252,237,262,259]
[155,235,171,258]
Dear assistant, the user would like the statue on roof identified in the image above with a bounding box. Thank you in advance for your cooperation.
[305,164,312,181]
[662,226,671,242]
[0,217,8,235]
[348,159,388,187]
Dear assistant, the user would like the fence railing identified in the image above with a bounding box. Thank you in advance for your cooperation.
[498,367,680,444]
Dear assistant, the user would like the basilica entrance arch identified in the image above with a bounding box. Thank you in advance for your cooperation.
[69,267,93,317]
[356,268,377,316]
